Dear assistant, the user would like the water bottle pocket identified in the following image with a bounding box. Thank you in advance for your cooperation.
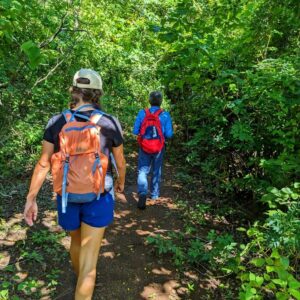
[105,175,113,192]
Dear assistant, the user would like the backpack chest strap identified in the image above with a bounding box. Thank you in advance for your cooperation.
[62,109,104,124]
[62,110,91,122]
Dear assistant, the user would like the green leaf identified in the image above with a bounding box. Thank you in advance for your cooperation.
[249,272,256,281]
[0,290,9,298]
[21,40,42,69]
[240,273,249,281]
[244,286,255,300]
[237,227,247,232]
[289,280,300,289]
[239,266,246,271]
[276,292,289,300]
[271,249,280,259]
[250,258,265,267]
[265,282,276,290]
[266,266,275,273]
[230,122,253,142]
[280,257,289,270]
[266,257,274,265]
[289,289,300,300]
[281,187,292,194]
[277,269,289,281]
[272,279,287,287]
[264,273,271,281]
[255,276,264,287]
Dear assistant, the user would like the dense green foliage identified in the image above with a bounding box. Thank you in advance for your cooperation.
[0,0,171,174]
[1,0,299,299]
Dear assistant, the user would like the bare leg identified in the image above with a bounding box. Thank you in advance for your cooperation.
[69,228,81,276]
[75,223,105,300]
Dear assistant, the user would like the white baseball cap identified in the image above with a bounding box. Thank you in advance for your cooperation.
[73,68,103,90]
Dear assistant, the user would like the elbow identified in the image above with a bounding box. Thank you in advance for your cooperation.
[37,157,51,172]
[38,159,51,170]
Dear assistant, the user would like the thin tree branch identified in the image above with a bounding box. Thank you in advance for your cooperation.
[39,12,69,48]
[61,28,89,33]
[32,26,91,89]
[263,33,272,60]
[32,59,64,88]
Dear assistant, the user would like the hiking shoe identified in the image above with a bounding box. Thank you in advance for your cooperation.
[137,195,147,210]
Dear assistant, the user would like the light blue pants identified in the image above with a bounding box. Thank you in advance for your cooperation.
[137,148,165,199]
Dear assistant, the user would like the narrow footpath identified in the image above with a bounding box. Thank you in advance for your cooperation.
[55,151,200,300]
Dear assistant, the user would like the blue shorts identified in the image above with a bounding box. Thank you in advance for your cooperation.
[56,192,114,231]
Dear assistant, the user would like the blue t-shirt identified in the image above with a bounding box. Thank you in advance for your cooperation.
[132,106,173,139]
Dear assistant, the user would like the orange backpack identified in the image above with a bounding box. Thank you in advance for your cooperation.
[51,105,108,213]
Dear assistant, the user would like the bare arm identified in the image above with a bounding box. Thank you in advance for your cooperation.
[112,144,126,193]
[24,141,54,226]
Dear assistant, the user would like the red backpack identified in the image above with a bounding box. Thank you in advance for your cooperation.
[138,108,165,154]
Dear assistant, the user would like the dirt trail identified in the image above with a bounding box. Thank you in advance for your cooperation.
[0,152,201,300]
[54,153,200,300]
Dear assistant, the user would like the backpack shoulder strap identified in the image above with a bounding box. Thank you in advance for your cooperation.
[69,104,95,121]
[90,109,104,124]
[62,110,72,123]
[144,108,151,117]
[154,109,164,117]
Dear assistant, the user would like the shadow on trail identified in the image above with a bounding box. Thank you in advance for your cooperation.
[0,149,201,299]
[93,193,186,300]
[54,151,195,300]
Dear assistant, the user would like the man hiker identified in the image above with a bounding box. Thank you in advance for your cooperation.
[133,91,173,209]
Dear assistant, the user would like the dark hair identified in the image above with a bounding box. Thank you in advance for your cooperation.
[149,91,163,107]
[69,78,103,109]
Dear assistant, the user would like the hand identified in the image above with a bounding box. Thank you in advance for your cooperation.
[114,179,125,193]
[24,198,38,226]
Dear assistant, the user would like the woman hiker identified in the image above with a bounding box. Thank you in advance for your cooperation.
[23,69,126,300]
